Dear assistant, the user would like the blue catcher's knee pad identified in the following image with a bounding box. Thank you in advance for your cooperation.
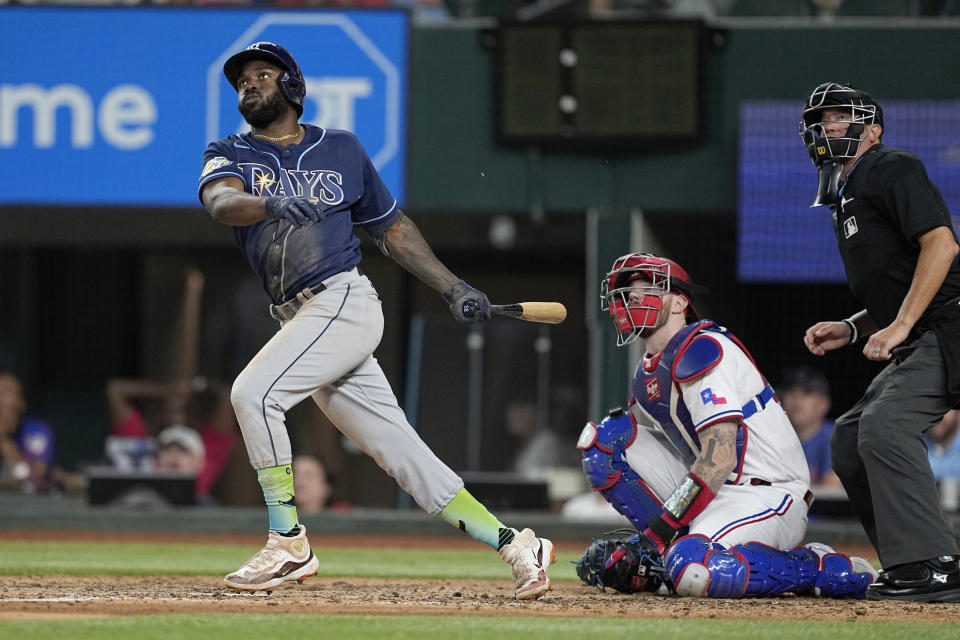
[665,534,749,598]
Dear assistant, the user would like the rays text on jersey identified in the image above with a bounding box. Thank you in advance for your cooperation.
[240,163,345,205]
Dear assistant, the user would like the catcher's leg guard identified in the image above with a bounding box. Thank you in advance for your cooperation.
[665,534,747,597]
[665,535,819,598]
[796,542,877,598]
[578,411,671,531]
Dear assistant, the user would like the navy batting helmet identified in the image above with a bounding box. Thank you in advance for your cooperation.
[223,42,306,117]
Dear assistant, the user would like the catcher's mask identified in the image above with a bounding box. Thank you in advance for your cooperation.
[798,82,883,207]
[223,42,306,117]
[600,253,708,347]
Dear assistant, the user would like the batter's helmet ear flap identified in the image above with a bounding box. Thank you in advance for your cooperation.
[224,42,306,117]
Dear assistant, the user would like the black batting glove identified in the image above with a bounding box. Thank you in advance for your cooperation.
[441,280,491,324]
[265,195,321,227]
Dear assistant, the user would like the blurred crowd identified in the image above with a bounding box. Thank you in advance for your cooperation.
[0,369,344,512]
[4,360,960,515]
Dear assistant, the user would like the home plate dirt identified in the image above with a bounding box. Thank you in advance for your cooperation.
[1,532,958,622]
[2,575,960,622]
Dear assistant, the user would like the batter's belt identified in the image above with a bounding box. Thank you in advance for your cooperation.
[269,267,361,322]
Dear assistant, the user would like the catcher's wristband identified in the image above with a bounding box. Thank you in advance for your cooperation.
[842,318,859,345]
[647,472,717,550]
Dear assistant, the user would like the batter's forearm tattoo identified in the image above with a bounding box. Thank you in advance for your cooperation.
[383,213,459,291]
[690,424,737,492]
[371,231,391,257]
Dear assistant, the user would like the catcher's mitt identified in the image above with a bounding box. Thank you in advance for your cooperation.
[575,531,666,594]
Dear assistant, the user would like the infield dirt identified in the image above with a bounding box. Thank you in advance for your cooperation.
[1,531,958,623]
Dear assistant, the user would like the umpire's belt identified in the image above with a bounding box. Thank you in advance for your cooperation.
[270,267,360,322]
[741,382,778,420]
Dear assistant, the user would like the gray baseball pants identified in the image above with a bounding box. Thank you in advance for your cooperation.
[230,268,463,515]
[831,330,960,567]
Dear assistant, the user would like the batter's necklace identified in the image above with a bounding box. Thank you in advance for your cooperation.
[253,125,304,143]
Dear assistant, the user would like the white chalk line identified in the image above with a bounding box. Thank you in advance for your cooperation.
[0,592,267,603]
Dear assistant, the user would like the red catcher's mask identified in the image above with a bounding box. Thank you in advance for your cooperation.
[600,253,705,346]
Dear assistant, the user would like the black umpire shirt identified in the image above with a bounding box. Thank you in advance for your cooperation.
[834,144,960,327]
[833,143,960,394]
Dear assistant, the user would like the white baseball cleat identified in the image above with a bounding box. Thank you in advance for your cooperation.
[499,527,556,600]
[224,525,320,592]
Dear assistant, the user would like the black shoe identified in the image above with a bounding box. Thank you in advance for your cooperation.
[865,556,960,602]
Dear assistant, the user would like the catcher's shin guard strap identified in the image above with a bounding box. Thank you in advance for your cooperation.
[646,472,715,551]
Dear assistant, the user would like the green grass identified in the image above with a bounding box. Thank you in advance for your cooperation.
[0,615,956,640]
[0,541,943,640]
[0,540,583,581]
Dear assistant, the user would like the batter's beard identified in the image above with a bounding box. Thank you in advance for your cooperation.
[239,91,290,129]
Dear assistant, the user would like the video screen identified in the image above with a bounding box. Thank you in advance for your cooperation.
[737,100,960,282]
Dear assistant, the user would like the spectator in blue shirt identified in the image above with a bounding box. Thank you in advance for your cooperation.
[0,371,55,492]
[777,366,842,489]
[927,409,960,485]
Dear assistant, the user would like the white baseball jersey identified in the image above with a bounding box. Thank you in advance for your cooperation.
[627,321,811,547]
[679,333,810,487]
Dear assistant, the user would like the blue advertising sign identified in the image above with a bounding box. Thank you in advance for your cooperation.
[0,8,408,206]
[738,100,960,282]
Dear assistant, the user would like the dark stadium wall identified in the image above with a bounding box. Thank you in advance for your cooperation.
[406,23,960,213]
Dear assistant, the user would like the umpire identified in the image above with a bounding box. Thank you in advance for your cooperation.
[800,82,960,602]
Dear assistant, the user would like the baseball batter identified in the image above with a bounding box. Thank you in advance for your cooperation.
[576,253,876,597]
[197,42,554,599]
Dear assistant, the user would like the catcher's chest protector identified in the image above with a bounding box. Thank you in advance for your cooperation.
[630,321,716,466]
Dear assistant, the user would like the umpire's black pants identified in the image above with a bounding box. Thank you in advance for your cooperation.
[831,330,959,568]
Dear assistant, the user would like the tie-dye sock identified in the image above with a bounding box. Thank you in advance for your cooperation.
[439,487,516,550]
[257,464,299,535]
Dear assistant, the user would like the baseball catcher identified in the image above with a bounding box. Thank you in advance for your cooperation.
[575,253,878,598]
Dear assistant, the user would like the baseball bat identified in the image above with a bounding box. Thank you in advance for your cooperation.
[462,301,567,324]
